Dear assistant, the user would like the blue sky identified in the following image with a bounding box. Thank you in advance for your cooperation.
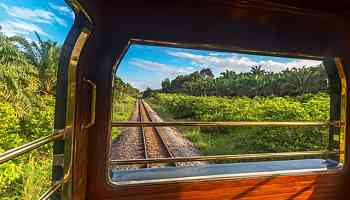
[0,0,74,43]
[117,44,322,91]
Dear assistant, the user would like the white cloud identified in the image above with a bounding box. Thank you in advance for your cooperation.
[128,58,195,75]
[120,51,322,90]
[258,59,323,72]
[125,58,197,90]
[0,3,67,27]
[0,20,49,37]
[126,79,161,91]
[49,3,75,19]
[168,51,322,74]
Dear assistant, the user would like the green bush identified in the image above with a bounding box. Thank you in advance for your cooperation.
[111,95,136,140]
[0,97,55,200]
[112,95,136,121]
[148,92,331,154]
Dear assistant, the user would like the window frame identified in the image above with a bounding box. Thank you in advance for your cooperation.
[106,39,347,186]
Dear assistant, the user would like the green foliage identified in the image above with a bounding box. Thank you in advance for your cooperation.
[0,102,22,151]
[148,93,330,121]
[21,155,52,200]
[0,161,22,200]
[0,33,27,66]
[112,75,138,121]
[111,94,135,140]
[111,76,139,139]
[148,92,331,155]
[0,102,23,200]
[113,76,139,98]
[20,96,55,140]
[0,32,56,199]
[0,34,40,117]
[112,95,136,121]
[112,95,136,139]
[160,65,328,97]
[0,96,55,200]
[11,33,60,95]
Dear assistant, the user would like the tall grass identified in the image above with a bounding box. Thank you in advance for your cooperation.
[22,155,52,200]
[111,95,136,140]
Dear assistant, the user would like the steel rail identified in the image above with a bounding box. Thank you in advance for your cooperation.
[112,121,340,127]
[0,128,69,164]
[138,99,149,168]
[140,99,175,166]
[38,180,63,200]
[110,150,339,165]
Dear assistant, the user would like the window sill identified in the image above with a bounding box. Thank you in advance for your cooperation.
[110,159,339,185]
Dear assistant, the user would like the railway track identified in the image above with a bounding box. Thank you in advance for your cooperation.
[137,98,175,168]
[111,98,202,169]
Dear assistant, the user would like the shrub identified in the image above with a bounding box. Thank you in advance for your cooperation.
[148,92,330,154]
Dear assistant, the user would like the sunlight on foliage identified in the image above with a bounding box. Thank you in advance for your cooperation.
[148,92,331,155]
[0,32,57,199]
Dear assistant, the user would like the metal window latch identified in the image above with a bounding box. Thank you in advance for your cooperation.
[82,78,96,129]
[53,154,65,167]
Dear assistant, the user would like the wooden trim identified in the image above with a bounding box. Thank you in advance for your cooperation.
[110,150,339,165]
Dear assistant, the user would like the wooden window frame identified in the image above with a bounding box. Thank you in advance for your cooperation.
[107,39,347,186]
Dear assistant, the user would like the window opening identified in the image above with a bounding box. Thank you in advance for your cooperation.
[108,41,345,185]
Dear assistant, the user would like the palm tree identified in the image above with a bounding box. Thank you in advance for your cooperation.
[12,32,60,95]
[0,32,39,116]
[281,67,319,95]
[250,65,265,76]
[0,32,27,65]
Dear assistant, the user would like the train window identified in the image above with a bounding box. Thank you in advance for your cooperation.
[108,41,345,185]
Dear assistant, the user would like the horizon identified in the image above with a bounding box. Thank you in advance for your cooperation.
[116,44,323,91]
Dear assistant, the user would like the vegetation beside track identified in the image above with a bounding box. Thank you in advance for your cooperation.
[111,76,139,140]
[147,92,332,156]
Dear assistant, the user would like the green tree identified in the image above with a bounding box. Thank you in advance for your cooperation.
[12,32,60,95]
[0,33,39,116]
[199,68,214,80]
[161,65,328,97]
[280,66,326,95]
[113,75,139,98]
[161,78,171,92]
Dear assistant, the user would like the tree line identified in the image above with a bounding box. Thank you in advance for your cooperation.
[160,65,328,97]
[113,75,140,98]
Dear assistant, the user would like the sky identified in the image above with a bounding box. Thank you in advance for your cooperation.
[0,0,74,43]
[117,44,323,91]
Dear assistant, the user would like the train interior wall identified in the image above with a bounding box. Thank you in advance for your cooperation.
[69,1,350,199]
